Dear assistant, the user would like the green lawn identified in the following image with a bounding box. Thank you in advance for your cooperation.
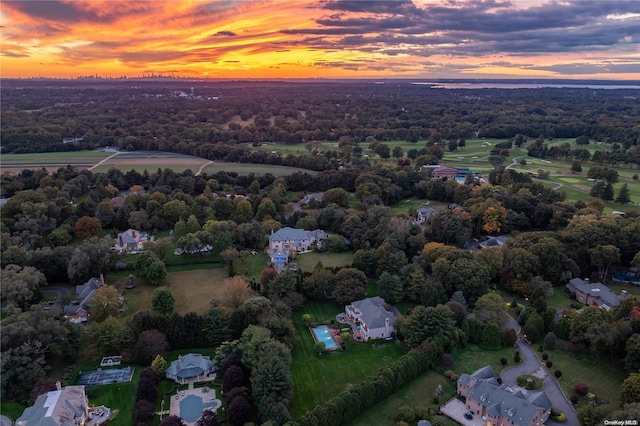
[348,372,457,426]
[291,300,408,418]
[201,162,319,177]
[0,400,27,423]
[232,251,269,282]
[296,251,354,271]
[535,344,626,408]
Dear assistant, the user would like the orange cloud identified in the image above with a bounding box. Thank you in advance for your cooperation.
[1,0,638,79]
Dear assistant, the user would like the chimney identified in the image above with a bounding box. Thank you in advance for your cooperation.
[56,381,62,390]
[119,235,123,246]
[100,273,105,287]
[584,278,590,285]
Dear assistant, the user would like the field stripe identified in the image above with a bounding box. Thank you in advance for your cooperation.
[88,152,121,171]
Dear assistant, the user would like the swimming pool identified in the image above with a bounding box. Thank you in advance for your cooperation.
[311,325,338,350]
[179,394,218,423]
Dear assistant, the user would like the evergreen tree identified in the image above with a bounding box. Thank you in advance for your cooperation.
[602,182,614,201]
[590,181,606,199]
[616,183,631,204]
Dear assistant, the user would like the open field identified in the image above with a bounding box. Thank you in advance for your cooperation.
[0,150,112,173]
[296,251,354,271]
[537,344,626,409]
[201,162,319,176]
[91,151,210,174]
[107,264,228,318]
[291,300,408,418]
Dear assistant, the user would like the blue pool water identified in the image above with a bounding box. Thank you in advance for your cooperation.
[455,177,466,183]
[613,273,640,284]
[311,326,338,350]
[180,394,217,423]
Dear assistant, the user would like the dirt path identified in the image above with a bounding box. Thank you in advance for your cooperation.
[196,161,213,176]
[88,152,121,171]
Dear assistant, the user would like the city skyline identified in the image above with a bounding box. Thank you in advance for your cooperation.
[1,0,639,80]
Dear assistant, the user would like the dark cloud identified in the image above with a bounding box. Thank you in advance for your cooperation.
[216,31,237,37]
[3,1,155,24]
[528,62,640,74]
[281,0,640,57]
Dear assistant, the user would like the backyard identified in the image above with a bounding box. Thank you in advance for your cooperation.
[291,300,408,418]
[296,251,354,271]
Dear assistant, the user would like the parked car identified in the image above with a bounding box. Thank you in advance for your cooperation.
[464,411,473,420]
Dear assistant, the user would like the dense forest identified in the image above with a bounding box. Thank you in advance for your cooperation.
[1,80,640,426]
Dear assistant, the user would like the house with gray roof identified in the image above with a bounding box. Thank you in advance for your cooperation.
[416,207,437,224]
[565,277,629,311]
[267,227,328,269]
[455,366,552,426]
[113,229,149,253]
[166,354,216,385]
[17,384,92,426]
[64,276,103,323]
[345,297,395,341]
[479,235,509,249]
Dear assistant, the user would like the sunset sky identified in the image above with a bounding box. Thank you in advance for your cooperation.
[1,0,639,80]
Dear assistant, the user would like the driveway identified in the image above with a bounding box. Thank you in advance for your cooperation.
[500,316,579,426]
[46,286,70,304]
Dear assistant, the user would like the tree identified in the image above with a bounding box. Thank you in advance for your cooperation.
[67,238,115,285]
[74,216,102,240]
[223,365,245,392]
[151,354,168,374]
[616,183,631,204]
[151,287,175,315]
[222,276,253,309]
[590,181,606,199]
[501,328,517,348]
[315,341,327,355]
[393,146,404,158]
[134,329,169,365]
[401,304,456,349]
[602,182,614,201]
[0,264,46,310]
[301,268,335,299]
[589,244,620,282]
[135,251,167,286]
[322,188,350,208]
[203,306,229,348]
[480,322,501,350]
[228,395,252,426]
[475,293,509,325]
[196,410,220,426]
[89,285,121,322]
[625,334,640,373]
[378,272,404,304]
[133,399,156,425]
[621,373,640,406]
[571,160,583,173]
[29,378,57,403]
[89,317,123,355]
[159,416,186,426]
[334,268,367,305]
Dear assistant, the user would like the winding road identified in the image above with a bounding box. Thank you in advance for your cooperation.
[500,316,579,426]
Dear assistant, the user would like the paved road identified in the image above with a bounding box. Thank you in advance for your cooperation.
[500,316,579,426]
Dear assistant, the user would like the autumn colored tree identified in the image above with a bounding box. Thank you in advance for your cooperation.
[74,216,102,239]
[482,205,507,234]
[222,276,253,309]
[88,285,120,322]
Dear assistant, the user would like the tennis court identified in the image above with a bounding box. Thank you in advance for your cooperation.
[77,366,135,385]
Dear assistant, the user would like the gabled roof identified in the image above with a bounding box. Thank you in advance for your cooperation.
[566,278,627,309]
[351,297,395,329]
[269,227,312,243]
[166,354,215,380]
[467,381,543,426]
[17,386,87,426]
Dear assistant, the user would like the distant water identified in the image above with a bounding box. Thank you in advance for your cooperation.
[413,82,640,90]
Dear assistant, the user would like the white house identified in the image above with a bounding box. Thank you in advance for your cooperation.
[345,297,395,342]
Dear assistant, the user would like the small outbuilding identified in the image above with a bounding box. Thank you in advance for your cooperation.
[166,354,216,385]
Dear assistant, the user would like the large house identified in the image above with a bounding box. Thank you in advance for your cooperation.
[456,366,552,426]
[16,383,110,426]
[267,227,328,268]
[416,207,437,224]
[566,277,629,311]
[64,276,103,323]
[345,297,395,341]
[113,228,149,253]
[166,353,216,385]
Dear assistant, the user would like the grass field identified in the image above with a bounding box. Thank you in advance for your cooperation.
[0,400,27,423]
[0,150,112,172]
[106,264,228,319]
[201,162,319,176]
[91,151,210,174]
[291,300,408,418]
[536,344,626,408]
[296,251,354,271]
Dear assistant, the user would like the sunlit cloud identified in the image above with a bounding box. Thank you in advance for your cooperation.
[0,0,638,79]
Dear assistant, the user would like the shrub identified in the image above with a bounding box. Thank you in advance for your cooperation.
[542,353,548,360]
[513,351,521,363]
[500,357,507,366]
[555,370,562,378]
[570,394,579,404]
[433,395,440,404]
[396,405,415,423]
[546,360,553,368]
[450,374,460,381]
[574,383,589,396]
[442,353,454,368]
[444,370,454,378]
